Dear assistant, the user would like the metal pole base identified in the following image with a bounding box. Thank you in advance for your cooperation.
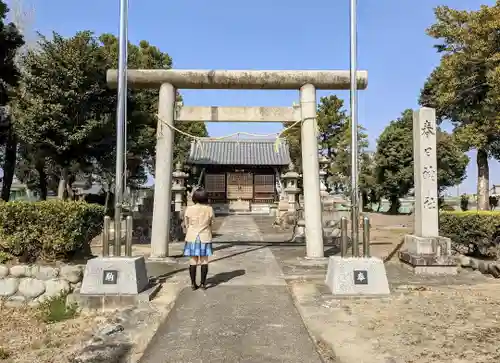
[362,215,370,257]
[102,215,134,257]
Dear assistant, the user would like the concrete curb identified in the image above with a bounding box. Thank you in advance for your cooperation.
[287,284,337,363]
[129,284,187,363]
[287,281,403,363]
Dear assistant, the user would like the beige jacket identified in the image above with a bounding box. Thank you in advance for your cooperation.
[184,204,215,243]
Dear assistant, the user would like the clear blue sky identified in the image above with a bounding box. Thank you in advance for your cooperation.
[24,0,499,194]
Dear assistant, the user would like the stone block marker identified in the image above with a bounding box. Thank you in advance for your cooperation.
[325,257,390,296]
[399,108,457,275]
[78,256,159,309]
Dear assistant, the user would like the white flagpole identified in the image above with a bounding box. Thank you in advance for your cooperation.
[114,0,128,255]
[349,0,360,255]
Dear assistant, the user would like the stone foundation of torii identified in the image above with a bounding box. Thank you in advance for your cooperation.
[107,69,368,259]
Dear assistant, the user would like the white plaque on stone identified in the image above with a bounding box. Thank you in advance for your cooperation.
[325,256,390,296]
[80,256,149,295]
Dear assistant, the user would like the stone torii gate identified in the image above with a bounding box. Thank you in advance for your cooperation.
[107,69,368,259]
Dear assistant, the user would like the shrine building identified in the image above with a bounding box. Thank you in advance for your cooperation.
[186,138,291,213]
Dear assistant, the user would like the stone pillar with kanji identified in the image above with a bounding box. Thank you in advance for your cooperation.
[399,108,457,274]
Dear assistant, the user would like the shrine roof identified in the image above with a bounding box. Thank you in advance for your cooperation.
[186,138,291,166]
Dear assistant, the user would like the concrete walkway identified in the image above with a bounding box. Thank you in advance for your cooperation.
[140,217,322,363]
[213,215,264,242]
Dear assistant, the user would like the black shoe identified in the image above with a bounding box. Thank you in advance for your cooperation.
[189,265,198,290]
[200,264,208,290]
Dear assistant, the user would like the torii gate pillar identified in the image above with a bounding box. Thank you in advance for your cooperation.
[150,83,175,258]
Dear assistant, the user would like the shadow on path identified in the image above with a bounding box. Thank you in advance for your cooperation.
[206,269,246,289]
[150,246,265,283]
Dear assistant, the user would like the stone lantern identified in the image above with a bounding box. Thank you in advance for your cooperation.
[319,155,330,197]
[282,162,301,214]
[172,162,188,212]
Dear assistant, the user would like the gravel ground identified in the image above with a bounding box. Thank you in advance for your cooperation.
[275,212,500,363]
[0,307,106,363]
[0,287,179,363]
[322,282,500,363]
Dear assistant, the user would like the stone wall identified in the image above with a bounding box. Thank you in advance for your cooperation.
[0,264,84,308]
[458,255,500,278]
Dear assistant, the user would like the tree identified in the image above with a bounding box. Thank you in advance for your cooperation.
[374,109,469,214]
[359,152,381,210]
[13,31,208,202]
[489,195,498,210]
[329,118,369,195]
[93,34,173,197]
[0,0,24,200]
[15,143,59,199]
[96,34,208,184]
[13,31,115,199]
[419,3,500,210]
[282,95,369,194]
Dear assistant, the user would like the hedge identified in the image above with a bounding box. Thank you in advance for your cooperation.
[0,200,105,262]
[440,211,500,258]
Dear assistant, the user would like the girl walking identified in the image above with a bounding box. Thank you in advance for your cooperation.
[183,189,214,290]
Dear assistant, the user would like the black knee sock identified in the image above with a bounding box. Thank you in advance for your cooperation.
[189,265,197,286]
[200,264,208,285]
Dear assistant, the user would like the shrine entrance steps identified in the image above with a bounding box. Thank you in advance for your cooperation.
[212,201,273,215]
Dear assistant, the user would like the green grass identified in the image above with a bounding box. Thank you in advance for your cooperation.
[0,347,10,360]
[36,293,79,324]
[0,251,12,264]
[441,210,500,216]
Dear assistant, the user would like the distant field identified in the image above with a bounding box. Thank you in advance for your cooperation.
[369,197,478,214]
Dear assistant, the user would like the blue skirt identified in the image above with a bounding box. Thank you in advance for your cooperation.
[183,236,213,257]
